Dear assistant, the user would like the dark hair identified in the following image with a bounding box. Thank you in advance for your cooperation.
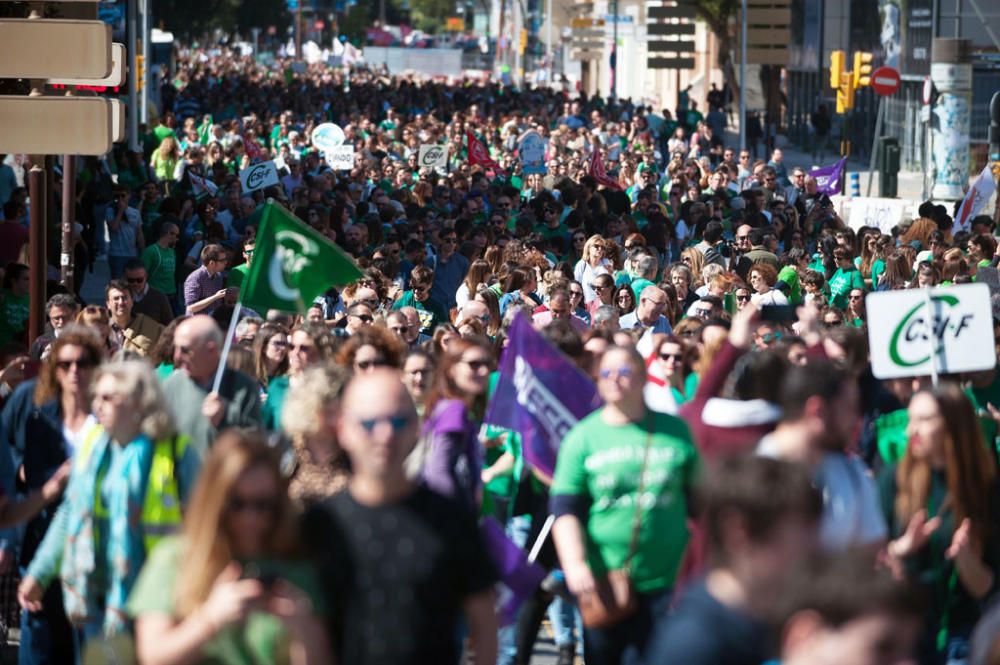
[701,455,822,562]
[104,279,132,302]
[779,360,847,422]
[123,258,146,273]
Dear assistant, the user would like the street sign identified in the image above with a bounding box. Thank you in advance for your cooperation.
[867,283,995,379]
[870,66,901,96]
[571,17,605,28]
[0,19,111,79]
[49,42,126,88]
[0,96,113,155]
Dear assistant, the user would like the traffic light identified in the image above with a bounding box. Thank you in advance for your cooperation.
[135,54,144,91]
[837,78,855,114]
[853,51,874,88]
[830,50,845,89]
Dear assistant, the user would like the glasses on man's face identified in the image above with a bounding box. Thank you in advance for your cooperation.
[355,413,412,435]
[352,314,374,323]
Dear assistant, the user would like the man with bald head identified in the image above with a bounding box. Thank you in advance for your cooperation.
[619,285,672,334]
[303,370,498,665]
[161,315,261,454]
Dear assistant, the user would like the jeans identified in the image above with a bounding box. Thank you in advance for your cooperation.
[549,594,582,651]
[582,588,672,665]
[18,583,75,665]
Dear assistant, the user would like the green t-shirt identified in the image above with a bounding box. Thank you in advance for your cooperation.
[142,244,177,295]
[0,291,29,347]
[551,410,699,592]
[127,537,326,665]
[227,263,250,289]
[776,266,802,305]
[828,267,865,310]
[391,290,448,335]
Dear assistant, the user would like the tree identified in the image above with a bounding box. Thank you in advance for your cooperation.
[694,0,740,106]
[408,0,454,32]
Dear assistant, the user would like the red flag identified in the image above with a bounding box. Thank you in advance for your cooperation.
[466,131,503,170]
[242,133,264,163]
[588,148,623,191]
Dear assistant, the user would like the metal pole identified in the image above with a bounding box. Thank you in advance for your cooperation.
[924,287,939,387]
[28,165,46,345]
[141,0,149,125]
[739,0,747,152]
[61,156,76,293]
[297,0,304,58]
[866,97,885,197]
[610,0,618,104]
[126,0,139,152]
[545,0,552,87]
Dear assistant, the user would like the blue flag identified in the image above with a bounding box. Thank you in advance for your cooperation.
[480,517,547,625]
[484,314,602,479]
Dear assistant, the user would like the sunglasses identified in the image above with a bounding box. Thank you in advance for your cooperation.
[463,359,491,371]
[598,367,633,380]
[356,358,388,370]
[355,414,412,434]
[569,290,583,298]
[591,283,609,291]
[56,358,96,371]
[736,294,752,302]
[659,353,683,362]
[352,314,374,323]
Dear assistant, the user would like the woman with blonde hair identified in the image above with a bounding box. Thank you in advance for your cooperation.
[129,430,330,665]
[76,305,117,355]
[456,258,493,309]
[19,360,200,640]
[150,135,180,184]
[573,235,612,303]
[282,363,351,503]
[680,247,706,289]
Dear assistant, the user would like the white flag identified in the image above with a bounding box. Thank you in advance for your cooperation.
[953,165,997,235]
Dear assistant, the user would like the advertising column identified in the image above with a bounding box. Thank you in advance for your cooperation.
[930,38,972,201]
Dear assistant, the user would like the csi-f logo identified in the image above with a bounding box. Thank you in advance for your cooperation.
[245,164,270,190]
[421,146,444,166]
[269,230,319,301]
[889,295,975,367]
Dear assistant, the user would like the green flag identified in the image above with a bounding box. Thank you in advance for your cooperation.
[241,202,362,313]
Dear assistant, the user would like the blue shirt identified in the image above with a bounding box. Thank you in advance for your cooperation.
[430,252,469,311]
[619,312,672,334]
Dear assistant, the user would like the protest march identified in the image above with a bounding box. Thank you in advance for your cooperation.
[2,42,1000,665]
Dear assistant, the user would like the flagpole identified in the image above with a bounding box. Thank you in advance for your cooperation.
[527,514,555,563]
[212,301,242,394]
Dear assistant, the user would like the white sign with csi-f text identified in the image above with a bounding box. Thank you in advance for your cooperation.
[239,160,280,193]
[867,283,995,379]
[419,144,448,172]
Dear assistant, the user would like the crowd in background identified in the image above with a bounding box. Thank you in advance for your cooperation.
[0,45,999,665]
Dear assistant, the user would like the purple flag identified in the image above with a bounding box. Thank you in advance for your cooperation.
[809,157,847,195]
[480,517,546,625]
[485,314,602,479]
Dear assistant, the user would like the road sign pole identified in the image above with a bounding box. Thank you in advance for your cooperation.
[866,97,885,197]
[924,287,939,387]
[28,165,46,345]
[61,154,76,293]
[126,0,139,152]
[739,0,747,152]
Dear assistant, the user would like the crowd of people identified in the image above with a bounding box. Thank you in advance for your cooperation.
[0,44,1000,665]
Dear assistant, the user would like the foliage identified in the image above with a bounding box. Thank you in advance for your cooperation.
[408,0,455,33]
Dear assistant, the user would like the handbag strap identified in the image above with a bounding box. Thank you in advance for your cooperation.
[623,412,655,572]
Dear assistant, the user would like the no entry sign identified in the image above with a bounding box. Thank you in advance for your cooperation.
[871,66,901,96]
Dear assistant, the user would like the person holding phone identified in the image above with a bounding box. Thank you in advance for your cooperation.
[130,430,330,665]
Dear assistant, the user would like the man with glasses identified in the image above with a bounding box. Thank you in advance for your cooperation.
[106,279,164,357]
[29,294,78,361]
[225,237,256,290]
[141,222,179,311]
[620,285,673,334]
[162,315,261,455]
[345,303,375,336]
[124,259,174,325]
[183,244,233,315]
[304,369,498,665]
[106,185,145,278]
[534,202,568,242]
[429,228,469,311]
[392,265,448,335]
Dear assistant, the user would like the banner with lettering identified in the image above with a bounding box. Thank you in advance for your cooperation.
[485,314,602,479]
